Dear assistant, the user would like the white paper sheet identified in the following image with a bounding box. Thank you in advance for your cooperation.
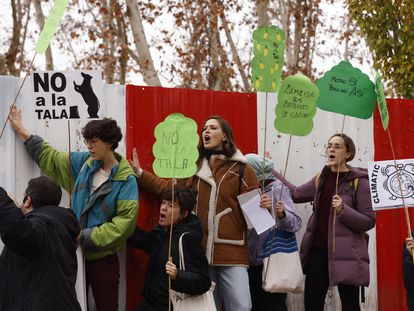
[237,189,275,234]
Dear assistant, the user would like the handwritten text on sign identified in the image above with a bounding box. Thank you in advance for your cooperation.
[152,113,199,178]
[316,61,376,119]
[275,74,319,136]
[251,26,285,92]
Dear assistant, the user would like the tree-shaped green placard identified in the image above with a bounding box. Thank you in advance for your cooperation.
[316,61,376,119]
[375,71,389,130]
[35,0,68,54]
[152,113,199,178]
[274,74,319,136]
[251,26,285,92]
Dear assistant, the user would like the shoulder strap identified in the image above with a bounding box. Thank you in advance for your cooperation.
[353,178,359,191]
[349,177,359,207]
[238,163,245,195]
[178,232,189,270]
[314,172,321,190]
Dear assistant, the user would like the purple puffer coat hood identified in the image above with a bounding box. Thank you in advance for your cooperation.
[275,165,376,286]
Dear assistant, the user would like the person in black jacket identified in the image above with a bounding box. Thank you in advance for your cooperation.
[403,234,414,311]
[128,186,211,311]
[0,176,81,311]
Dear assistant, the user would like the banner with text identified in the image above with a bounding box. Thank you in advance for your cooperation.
[368,158,414,210]
[31,70,103,120]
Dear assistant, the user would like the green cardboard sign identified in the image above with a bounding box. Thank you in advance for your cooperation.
[316,61,376,119]
[251,26,285,92]
[375,71,389,130]
[152,113,199,178]
[275,74,319,136]
[35,0,68,54]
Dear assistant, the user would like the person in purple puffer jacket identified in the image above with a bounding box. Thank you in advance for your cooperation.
[274,133,376,311]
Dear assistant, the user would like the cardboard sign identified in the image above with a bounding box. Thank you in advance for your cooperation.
[251,26,285,92]
[35,0,68,54]
[152,113,199,178]
[368,159,414,210]
[375,71,389,130]
[31,71,103,120]
[316,61,376,119]
[274,74,319,136]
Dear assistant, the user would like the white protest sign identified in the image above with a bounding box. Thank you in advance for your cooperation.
[368,159,414,210]
[31,70,103,120]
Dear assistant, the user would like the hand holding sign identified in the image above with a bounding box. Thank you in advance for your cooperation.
[275,74,319,136]
[152,113,199,178]
[251,26,285,92]
[316,61,376,119]
[375,71,389,130]
[35,0,68,54]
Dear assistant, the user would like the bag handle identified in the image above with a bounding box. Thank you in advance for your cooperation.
[178,232,189,271]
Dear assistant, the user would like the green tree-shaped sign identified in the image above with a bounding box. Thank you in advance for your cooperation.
[152,113,199,178]
[251,26,285,92]
[316,61,376,119]
[375,71,389,130]
[275,74,319,136]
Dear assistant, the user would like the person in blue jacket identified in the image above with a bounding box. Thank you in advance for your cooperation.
[128,186,211,311]
[8,107,139,310]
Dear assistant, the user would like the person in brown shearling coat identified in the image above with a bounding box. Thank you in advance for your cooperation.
[131,115,259,311]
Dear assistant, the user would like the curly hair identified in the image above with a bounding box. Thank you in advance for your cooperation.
[82,118,122,150]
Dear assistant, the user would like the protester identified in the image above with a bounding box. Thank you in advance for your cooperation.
[8,107,139,311]
[403,235,414,311]
[128,187,211,310]
[130,115,259,311]
[245,153,302,311]
[0,176,81,311]
[274,133,375,311]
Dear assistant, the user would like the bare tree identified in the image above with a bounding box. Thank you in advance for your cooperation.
[126,0,161,86]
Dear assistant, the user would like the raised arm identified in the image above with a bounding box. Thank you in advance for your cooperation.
[272,169,317,203]
[270,180,302,233]
[0,188,45,257]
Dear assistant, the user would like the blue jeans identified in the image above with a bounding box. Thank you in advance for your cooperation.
[209,265,252,311]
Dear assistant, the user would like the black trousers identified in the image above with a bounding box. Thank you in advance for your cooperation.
[248,265,287,311]
[304,247,360,311]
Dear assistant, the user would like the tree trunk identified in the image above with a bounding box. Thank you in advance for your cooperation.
[126,0,161,86]
[257,0,270,26]
[221,11,250,91]
[7,0,23,76]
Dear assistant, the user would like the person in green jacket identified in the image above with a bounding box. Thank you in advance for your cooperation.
[8,106,139,311]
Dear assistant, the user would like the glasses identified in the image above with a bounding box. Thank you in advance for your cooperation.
[325,144,343,150]
[83,139,98,148]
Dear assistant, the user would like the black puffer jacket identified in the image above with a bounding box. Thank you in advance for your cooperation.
[0,187,81,311]
[128,213,211,311]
